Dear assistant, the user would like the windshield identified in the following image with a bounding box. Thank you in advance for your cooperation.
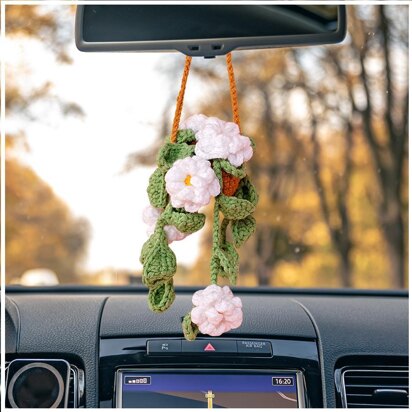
[5,5,408,289]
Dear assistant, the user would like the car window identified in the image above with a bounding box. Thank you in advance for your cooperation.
[5,4,408,289]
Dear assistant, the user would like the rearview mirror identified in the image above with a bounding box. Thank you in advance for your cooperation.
[75,5,346,57]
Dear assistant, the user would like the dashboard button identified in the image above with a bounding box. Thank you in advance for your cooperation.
[182,340,237,355]
[147,339,181,355]
[237,340,272,356]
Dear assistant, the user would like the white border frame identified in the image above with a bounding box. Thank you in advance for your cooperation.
[0,2,410,411]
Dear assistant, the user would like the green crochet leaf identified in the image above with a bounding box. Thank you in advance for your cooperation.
[232,216,256,248]
[217,194,255,220]
[213,242,239,284]
[182,312,199,341]
[157,142,195,169]
[139,233,157,264]
[142,234,176,287]
[175,129,197,144]
[169,210,206,233]
[148,279,175,313]
[147,168,167,209]
[218,159,246,179]
[236,176,259,206]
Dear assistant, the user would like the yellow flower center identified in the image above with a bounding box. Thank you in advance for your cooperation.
[184,175,192,186]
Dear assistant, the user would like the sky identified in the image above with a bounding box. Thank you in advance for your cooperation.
[6,8,206,274]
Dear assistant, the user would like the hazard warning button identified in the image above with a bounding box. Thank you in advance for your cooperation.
[204,343,216,351]
[181,339,237,355]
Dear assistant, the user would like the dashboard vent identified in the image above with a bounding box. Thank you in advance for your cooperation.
[68,364,85,408]
[341,369,409,408]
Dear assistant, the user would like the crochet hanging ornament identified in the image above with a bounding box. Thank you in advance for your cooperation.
[140,53,259,341]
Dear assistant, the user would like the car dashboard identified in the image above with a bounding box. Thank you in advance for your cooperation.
[5,287,408,408]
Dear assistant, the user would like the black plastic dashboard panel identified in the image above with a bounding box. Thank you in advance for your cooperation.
[5,294,108,408]
[100,294,316,339]
[5,288,408,408]
[296,296,409,407]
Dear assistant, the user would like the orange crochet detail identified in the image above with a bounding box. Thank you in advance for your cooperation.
[222,170,240,196]
[171,56,192,143]
[170,53,240,143]
[226,53,240,130]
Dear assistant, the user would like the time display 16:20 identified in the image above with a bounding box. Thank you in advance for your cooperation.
[272,376,295,386]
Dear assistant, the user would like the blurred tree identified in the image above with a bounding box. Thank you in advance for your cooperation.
[120,5,407,289]
[5,5,83,120]
[284,54,356,288]
[334,5,408,288]
[5,5,89,283]
[292,5,408,288]
[186,5,408,289]
[6,5,72,63]
[6,156,90,283]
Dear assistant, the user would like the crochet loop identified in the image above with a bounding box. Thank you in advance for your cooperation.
[148,279,176,313]
[170,53,240,143]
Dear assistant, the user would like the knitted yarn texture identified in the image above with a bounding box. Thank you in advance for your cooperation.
[140,115,258,340]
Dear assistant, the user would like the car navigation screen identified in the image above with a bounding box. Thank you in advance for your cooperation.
[118,371,301,408]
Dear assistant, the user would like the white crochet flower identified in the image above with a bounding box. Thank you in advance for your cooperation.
[165,156,220,213]
[194,116,253,167]
[194,117,234,159]
[191,285,243,336]
[180,114,208,133]
[227,134,253,167]
[142,205,186,243]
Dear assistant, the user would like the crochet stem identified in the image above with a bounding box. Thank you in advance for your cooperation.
[156,203,172,227]
[220,218,229,246]
[210,200,221,285]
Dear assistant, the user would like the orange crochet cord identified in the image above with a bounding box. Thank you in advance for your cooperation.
[170,53,240,143]
[226,52,241,131]
[170,56,192,143]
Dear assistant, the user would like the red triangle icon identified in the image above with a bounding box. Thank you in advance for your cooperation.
[204,343,216,352]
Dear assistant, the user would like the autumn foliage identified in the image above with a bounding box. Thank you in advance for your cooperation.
[6,154,90,284]
[146,5,409,289]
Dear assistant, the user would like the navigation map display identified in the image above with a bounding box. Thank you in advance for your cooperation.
[117,370,301,408]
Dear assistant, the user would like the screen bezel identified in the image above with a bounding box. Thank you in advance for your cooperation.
[115,368,306,408]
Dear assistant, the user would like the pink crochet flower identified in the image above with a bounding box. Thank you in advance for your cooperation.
[195,117,235,160]
[142,205,186,243]
[227,134,253,167]
[165,156,220,213]
[191,285,243,336]
[194,116,253,167]
[180,114,208,133]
